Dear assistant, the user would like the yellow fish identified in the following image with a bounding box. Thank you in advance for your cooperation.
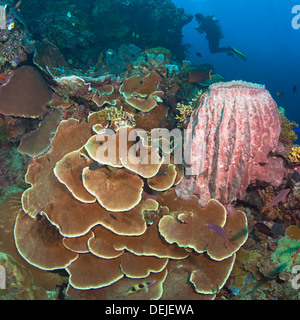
[7,22,14,30]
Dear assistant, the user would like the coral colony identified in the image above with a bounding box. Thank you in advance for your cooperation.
[0,0,299,301]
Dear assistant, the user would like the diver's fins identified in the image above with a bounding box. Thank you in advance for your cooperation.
[227,51,239,61]
[231,47,247,61]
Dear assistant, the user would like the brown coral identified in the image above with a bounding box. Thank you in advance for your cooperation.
[18,108,64,157]
[0,66,52,117]
[158,189,248,261]
[119,71,164,112]
[285,225,300,239]
[13,111,248,300]
[14,211,78,270]
[0,193,63,292]
[82,167,144,211]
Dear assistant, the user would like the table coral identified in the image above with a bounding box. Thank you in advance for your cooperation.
[0,66,52,118]
[17,108,64,157]
[119,71,164,112]
[13,109,248,299]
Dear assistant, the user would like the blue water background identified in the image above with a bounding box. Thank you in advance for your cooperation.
[172,0,300,134]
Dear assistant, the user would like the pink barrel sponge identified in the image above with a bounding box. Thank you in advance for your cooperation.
[176,80,286,207]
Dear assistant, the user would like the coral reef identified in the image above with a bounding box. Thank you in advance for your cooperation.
[11,107,248,299]
[0,1,299,301]
[0,4,34,71]
[19,0,192,69]
[176,80,286,208]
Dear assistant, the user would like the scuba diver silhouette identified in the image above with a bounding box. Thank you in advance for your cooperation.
[194,13,247,61]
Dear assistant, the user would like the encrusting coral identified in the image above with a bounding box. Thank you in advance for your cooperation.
[13,102,248,299]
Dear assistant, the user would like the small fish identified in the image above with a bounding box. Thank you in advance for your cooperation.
[156,171,167,177]
[88,162,101,171]
[124,279,156,296]
[270,222,285,238]
[293,128,300,133]
[109,213,117,221]
[106,49,114,56]
[204,222,229,248]
[15,1,22,8]
[196,51,202,58]
[132,32,140,39]
[0,74,6,79]
[292,246,300,264]
[253,222,273,237]
[7,22,14,30]
[293,85,297,93]
[188,68,212,83]
[292,170,300,182]
[259,188,290,214]
[276,91,283,97]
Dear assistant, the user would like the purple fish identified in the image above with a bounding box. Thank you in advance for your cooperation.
[259,188,290,214]
[204,222,229,248]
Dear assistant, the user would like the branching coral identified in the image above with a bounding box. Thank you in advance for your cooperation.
[288,145,300,164]
[94,106,136,130]
[279,107,298,153]
[175,90,203,127]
